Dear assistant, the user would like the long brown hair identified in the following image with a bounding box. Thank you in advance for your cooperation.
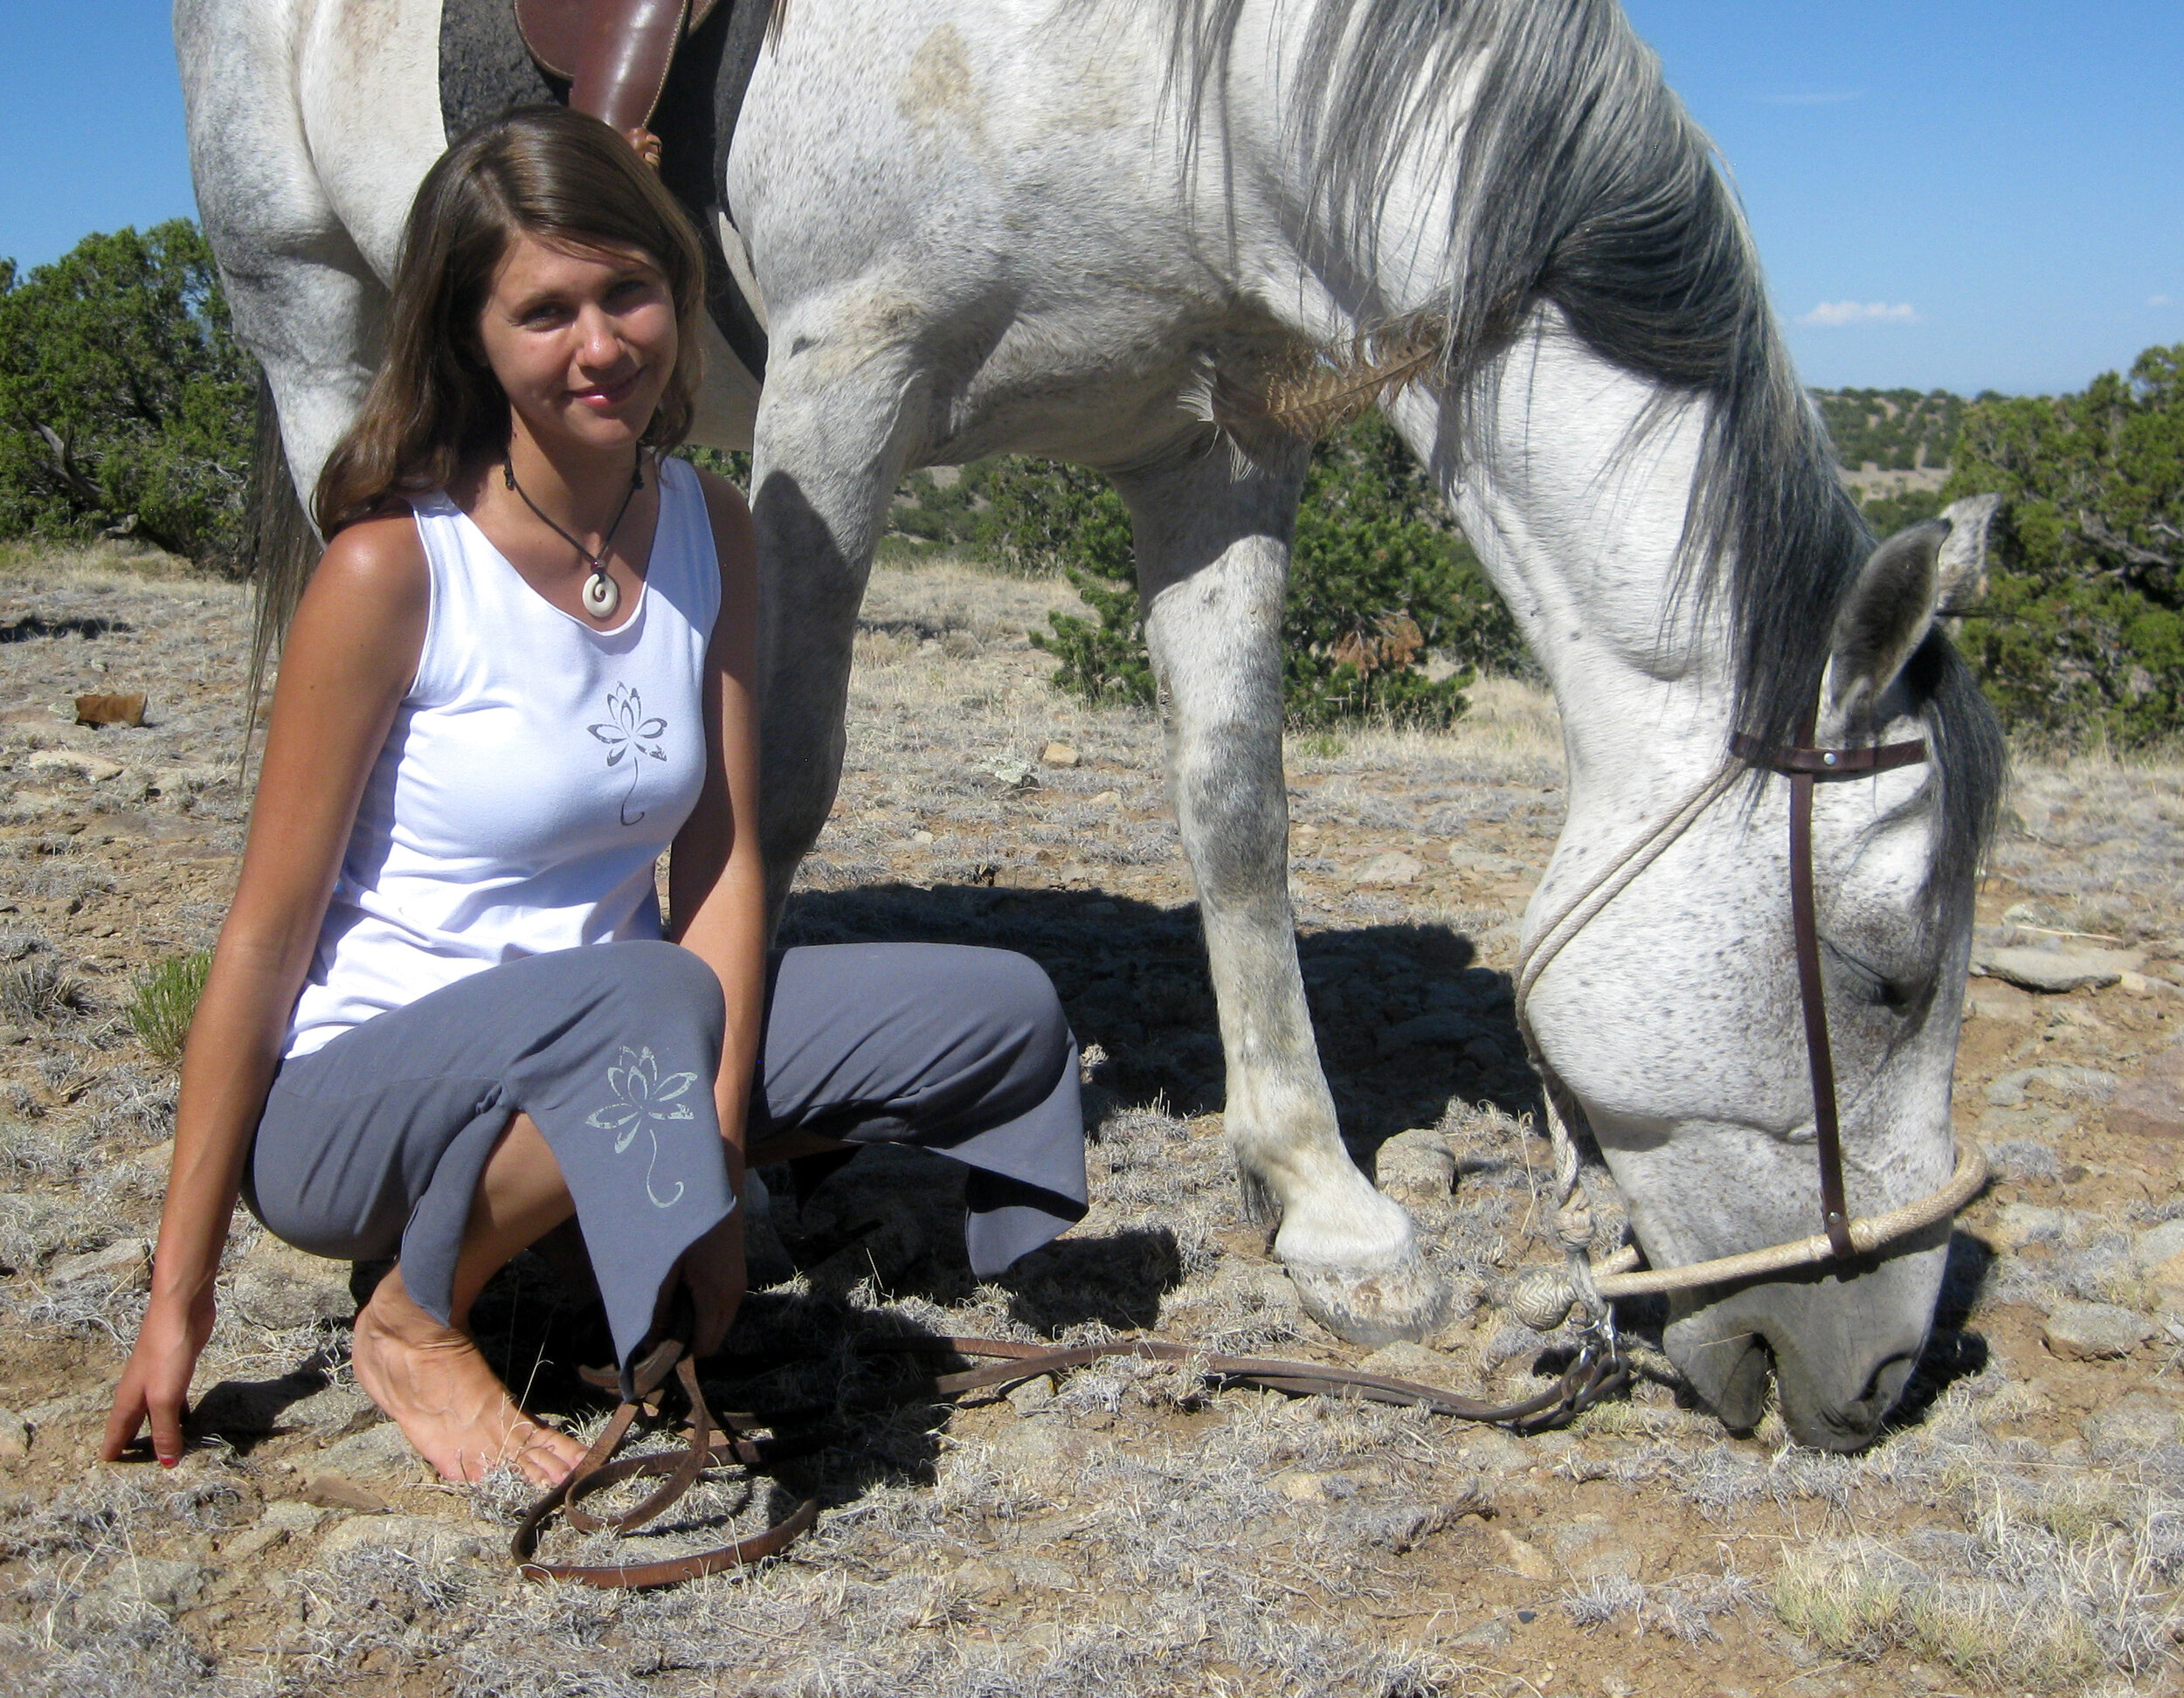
[311,107,708,538]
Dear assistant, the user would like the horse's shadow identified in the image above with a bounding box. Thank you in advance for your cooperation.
[780,880,1538,1153]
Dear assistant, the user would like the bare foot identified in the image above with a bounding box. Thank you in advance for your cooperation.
[350,1266,586,1487]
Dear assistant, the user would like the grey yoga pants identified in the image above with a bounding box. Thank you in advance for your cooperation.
[246,941,1088,1380]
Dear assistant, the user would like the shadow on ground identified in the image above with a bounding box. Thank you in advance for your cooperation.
[781,880,1543,1147]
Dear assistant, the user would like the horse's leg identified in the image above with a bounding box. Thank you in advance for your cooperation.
[748,342,912,923]
[1112,448,1450,1344]
[178,0,391,513]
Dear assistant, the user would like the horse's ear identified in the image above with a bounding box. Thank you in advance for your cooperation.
[1934,492,2001,613]
[1824,519,1946,729]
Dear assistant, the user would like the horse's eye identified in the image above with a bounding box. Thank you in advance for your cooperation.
[1821,939,1925,1011]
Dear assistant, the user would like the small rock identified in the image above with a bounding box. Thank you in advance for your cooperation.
[2145,1250,2184,1310]
[1039,742,1080,768]
[1987,1202,2070,1253]
[73,693,146,728]
[1279,1470,1344,1502]
[2042,1300,2158,1361]
[1005,1374,1056,1417]
[2119,971,2184,999]
[1964,983,2038,1023]
[1973,944,2140,994]
[1355,851,1427,887]
[299,1472,391,1515]
[47,1237,151,1290]
[1373,1127,1456,1205]
[1453,1618,1513,1652]
[1462,1035,1506,1068]
[1495,1529,1555,1582]
[951,1557,1018,1602]
[1001,1553,1076,1593]
[987,1417,1094,1494]
[2134,1219,2184,1270]
[1985,1065,2119,1108]
[262,1500,328,1533]
[1464,1434,1535,1481]
[2110,1073,2184,1142]
[1376,1011,1476,1057]
[99,1556,206,1614]
[2082,1393,2182,1463]
[314,1420,425,1481]
[1358,1339,1455,1384]
[25,749,125,783]
[317,1513,490,1566]
[1089,790,1120,806]
[1207,1260,1303,1321]
[909,829,935,846]
[1444,848,1529,875]
[0,1409,29,1464]
[1552,1516,1639,1581]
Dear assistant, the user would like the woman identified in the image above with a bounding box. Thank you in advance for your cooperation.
[102,107,1087,1487]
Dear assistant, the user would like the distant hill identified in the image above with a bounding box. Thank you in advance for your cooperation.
[1810,388,1971,475]
[1807,388,1980,532]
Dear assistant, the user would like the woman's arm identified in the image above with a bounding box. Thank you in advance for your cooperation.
[664,467,764,1355]
[102,514,429,1466]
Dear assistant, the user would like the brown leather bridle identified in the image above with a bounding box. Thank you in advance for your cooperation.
[1730,721,1932,1260]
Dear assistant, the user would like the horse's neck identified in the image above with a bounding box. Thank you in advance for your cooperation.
[1389,316,1738,825]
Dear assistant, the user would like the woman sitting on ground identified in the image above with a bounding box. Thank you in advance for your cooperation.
[103,107,1087,1485]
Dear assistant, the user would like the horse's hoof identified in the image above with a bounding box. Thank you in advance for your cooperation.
[1285,1253,1452,1346]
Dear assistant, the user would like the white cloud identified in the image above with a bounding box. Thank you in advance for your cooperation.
[2151,293,2174,307]
[1752,89,1864,107]
[1798,300,1920,328]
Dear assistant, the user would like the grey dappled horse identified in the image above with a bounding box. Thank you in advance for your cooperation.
[180,0,2001,1447]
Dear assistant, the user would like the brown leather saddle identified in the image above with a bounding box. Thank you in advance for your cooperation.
[512,0,723,138]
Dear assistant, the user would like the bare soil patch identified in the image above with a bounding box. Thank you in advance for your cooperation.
[0,548,2179,1696]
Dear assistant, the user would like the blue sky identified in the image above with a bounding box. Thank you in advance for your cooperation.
[3,2,2178,396]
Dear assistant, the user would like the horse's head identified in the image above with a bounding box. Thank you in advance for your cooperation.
[1524,500,2003,1451]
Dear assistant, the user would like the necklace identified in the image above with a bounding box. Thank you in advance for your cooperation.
[501,451,645,620]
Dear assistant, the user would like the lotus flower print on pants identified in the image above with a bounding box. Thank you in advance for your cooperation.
[584,1046,697,1208]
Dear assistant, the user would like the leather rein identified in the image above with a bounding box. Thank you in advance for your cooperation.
[509,1329,1628,1588]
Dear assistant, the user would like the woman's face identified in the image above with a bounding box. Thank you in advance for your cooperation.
[475,231,678,456]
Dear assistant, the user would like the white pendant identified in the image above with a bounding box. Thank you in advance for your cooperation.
[583,569,621,620]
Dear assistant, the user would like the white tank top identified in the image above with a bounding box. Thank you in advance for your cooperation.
[283,456,720,1060]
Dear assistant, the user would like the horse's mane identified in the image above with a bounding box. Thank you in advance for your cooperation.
[1165,0,2001,908]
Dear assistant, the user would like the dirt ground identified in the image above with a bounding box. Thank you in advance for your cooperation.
[0,546,2180,1698]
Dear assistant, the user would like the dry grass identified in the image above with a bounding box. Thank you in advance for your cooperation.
[0,547,2177,1695]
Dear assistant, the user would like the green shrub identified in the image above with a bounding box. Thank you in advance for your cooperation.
[1003,415,1522,725]
[1946,344,2184,746]
[0,222,256,564]
[128,950,212,1064]
[1857,488,1945,535]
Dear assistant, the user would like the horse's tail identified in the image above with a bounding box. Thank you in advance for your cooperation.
[238,369,321,761]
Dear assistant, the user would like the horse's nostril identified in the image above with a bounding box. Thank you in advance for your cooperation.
[1860,1353,1918,1425]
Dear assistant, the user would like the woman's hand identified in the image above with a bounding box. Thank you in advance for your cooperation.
[101,1284,216,1467]
[675,1204,747,1359]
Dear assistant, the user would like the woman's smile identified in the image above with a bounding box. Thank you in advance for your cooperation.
[573,367,645,411]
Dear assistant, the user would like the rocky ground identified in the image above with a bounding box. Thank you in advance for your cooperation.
[0,547,2180,1698]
